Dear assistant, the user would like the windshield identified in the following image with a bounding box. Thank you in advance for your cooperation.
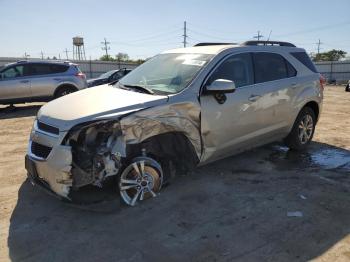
[99,70,117,79]
[118,53,213,94]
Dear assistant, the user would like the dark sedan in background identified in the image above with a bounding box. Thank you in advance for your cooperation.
[87,68,132,87]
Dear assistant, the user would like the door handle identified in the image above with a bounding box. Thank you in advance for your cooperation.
[20,80,29,83]
[248,94,261,102]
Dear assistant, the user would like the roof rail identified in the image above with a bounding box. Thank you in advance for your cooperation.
[194,42,235,47]
[16,60,29,63]
[242,41,296,47]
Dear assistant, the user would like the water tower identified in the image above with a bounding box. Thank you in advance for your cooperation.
[72,36,86,60]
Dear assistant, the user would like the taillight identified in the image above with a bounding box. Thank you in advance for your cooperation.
[320,74,326,90]
[75,72,86,79]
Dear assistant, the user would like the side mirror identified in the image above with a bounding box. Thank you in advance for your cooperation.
[205,79,236,93]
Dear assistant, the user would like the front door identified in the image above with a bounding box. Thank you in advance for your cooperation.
[0,64,31,101]
[200,52,265,163]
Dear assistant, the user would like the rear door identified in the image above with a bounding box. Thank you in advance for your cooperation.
[0,64,31,100]
[28,63,69,97]
[252,52,297,135]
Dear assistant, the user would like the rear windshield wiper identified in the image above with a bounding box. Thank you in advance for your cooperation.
[123,84,154,95]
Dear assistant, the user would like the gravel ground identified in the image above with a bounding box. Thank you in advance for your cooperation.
[0,85,350,262]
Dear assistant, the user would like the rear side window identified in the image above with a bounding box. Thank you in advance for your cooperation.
[291,52,318,73]
[29,64,51,75]
[253,53,289,83]
[29,63,69,76]
[49,64,69,73]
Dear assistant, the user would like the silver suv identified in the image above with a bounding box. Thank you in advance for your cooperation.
[0,60,87,104]
[25,41,323,206]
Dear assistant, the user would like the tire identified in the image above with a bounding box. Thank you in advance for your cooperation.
[118,156,163,206]
[284,107,316,151]
[345,84,350,92]
[55,86,76,98]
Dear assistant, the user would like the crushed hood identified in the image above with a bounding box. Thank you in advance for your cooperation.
[37,85,168,131]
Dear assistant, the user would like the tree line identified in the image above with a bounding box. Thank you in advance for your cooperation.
[100,52,145,64]
[311,49,347,62]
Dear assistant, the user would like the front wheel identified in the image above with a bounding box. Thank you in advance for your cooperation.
[284,107,316,150]
[119,157,163,206]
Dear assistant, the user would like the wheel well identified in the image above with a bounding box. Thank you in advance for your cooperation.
[303,101,319,121]
[54,84,78,97]
[126,132,199,173]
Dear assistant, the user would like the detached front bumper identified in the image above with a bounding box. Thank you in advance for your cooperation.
[26,120,73,199]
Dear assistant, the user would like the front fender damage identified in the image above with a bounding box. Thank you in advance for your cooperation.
[120,102,202,159]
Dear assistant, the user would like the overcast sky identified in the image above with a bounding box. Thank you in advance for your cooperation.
[1,0,350,60]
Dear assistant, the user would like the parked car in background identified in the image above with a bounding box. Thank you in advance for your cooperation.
[26,41,323,206]
[87,68,132,87]
[346,80,350,92]
[0,60,87,105]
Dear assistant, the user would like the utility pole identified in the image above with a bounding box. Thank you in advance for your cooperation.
[267,30,272,41]
[183,21,188,48]
[23,52,30,59]
[101,38,111,58]
[316,39,323,54]
[40,51,44,60]
[253,30,263,41]
[64,48,69,60]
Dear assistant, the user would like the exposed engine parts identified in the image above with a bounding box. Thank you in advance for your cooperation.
[67,121,125,188]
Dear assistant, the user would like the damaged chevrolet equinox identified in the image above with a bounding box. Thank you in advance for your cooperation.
[26,41,323,206]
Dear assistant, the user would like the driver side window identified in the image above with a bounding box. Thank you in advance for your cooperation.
[1,65,24,79]
[112,71,124,80]
[208,53,254,88]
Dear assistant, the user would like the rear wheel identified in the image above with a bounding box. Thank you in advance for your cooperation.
[284,107,316,150]
[345,84,350,92]
[55,86,76,98]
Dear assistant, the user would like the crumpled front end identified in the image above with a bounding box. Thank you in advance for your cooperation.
[26,100,203,202]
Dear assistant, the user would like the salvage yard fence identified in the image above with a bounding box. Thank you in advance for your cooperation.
[315,61,350,84]
[0,57,139,79]
[0,57,349,83]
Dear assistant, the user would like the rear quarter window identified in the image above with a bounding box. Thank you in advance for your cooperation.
[49,64,69,73]
[291,52,318,73]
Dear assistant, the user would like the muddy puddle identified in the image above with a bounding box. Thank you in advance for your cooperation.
[267,143,350,173]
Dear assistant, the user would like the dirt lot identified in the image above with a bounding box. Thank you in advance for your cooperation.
[1,86,350,262]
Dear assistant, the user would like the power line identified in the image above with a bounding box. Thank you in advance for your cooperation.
[188,29,235,41]
[101,38,111,57]
[119,28,182,43]
[275,20,350,38]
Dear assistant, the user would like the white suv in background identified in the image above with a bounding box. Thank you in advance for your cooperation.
[0,60,87,105]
